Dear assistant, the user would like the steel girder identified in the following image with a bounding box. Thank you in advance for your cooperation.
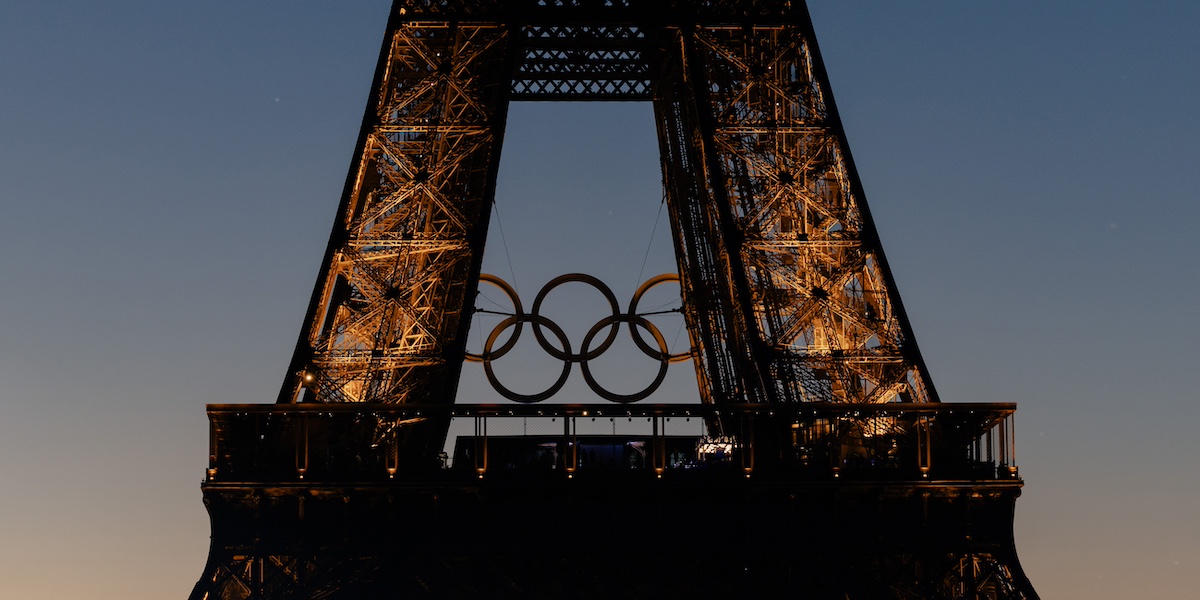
[278,19,512,408]
[190,477,1037,600]
[279,1,935,411]
[655,23,937,407]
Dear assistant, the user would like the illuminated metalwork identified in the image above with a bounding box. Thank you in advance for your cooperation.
[276,16,512,407]
[653,16,934,407]
[278,0,932,411]
[193,2,1038,599]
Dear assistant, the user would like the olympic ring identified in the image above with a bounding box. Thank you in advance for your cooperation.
[468,273,692,403]
[465,274,522,363]
[482,314,571,403]
[628,273,692,364]
[531,274,621,362]
[579,315,669,403]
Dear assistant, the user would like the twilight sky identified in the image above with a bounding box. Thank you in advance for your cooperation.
[1,1,1198,598]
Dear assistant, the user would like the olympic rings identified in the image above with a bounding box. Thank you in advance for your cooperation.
[464,274,522,363]
[482,314,571,403]
[579,315,669,403]
[467,273,691,404]
[531,274,621,362]
[628,273,693,364]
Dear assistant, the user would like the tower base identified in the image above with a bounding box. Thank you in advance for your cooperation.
[191,475,1036,599]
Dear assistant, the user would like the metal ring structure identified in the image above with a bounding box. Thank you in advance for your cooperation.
[469,273,691,403]
[464,274,523,363]
[579,314,670,403]
[530,273,621,361]
[482,314,572,403]
[627,273,692,364]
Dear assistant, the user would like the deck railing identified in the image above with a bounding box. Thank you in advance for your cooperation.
[205,403,1019,483]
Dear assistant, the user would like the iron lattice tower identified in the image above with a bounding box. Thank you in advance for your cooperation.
[192,2,1038,598]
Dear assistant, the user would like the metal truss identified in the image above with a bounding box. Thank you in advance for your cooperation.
[513,24,654,99]
[940,553,1030,600]
[655,23,937,406]
[192,555,321,600]
[279,0,936,410]
[194,550,1032,600]
[277,19,512,406]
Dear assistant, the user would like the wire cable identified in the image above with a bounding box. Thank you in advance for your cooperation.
[491,201,518,294]
[633,196,667,289]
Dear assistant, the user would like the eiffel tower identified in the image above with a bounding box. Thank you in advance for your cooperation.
[190,1,1038,598]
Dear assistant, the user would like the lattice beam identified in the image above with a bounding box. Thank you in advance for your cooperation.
[279,1,938,412]
[277,21,512,407]
[656,23,938,406]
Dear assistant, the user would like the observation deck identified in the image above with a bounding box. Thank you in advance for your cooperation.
[195,402,1032,598]
[205,402,1021,484]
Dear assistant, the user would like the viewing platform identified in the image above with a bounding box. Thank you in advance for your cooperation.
[204,402,1021,485]
[195,402,1032,598]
